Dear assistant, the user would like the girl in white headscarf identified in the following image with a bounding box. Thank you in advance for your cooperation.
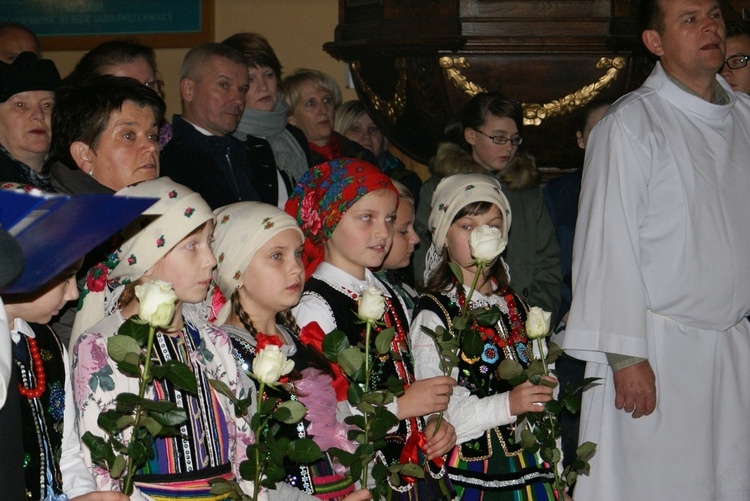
[209,201,371,501]
[411,173,557,501]
[71,178,254,500]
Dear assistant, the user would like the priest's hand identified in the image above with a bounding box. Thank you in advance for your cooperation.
[613,360,656,418]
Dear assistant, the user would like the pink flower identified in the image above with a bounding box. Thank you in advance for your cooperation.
[300,191,322,236]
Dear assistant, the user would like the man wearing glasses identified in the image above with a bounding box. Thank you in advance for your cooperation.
[562,0,750,500]
[721,20,750,93]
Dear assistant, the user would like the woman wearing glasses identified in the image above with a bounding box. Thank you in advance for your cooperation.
[415,92,562,322]
[63,40,172,149]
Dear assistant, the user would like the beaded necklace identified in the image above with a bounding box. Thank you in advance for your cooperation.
[454,280,528,349]
[18,337,46,399]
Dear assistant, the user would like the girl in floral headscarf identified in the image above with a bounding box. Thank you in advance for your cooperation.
[287,158,456,500]
[209,201,371,501]
[411,173,556,501]
[71,178,254,500]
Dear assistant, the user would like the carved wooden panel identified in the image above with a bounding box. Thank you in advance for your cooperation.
[326,0,745,169]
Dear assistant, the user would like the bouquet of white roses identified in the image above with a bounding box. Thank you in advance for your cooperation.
[82,281,198,495]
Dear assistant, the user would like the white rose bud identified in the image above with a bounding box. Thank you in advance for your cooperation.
[253,345,295,385]
[358,285,386,324]
[135,280,178,328]
[469,225,507,263]
[526,306,552,340]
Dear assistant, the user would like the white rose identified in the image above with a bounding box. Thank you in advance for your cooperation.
[253,345,294,385]
[526,306,552,340]
[357,285,386,324]
[135,280,178,328]
[469,225,507,263]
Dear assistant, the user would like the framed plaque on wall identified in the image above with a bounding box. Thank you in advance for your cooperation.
[0,0,214,49]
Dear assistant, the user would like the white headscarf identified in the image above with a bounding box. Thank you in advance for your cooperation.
[424,173,512,283]
[210,202,303,324]
[71,178,214,345]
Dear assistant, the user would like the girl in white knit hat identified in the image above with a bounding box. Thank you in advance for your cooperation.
[411,173,557,501]
[209,201,371,501]
[71,177,254,500]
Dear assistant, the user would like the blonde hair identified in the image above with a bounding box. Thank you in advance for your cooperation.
[391,179,414,206]
[281,68,342,113]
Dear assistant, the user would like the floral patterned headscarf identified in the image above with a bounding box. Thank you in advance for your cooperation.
[284,157,397,278]
[210,202,303,323]
[71,177,214,344]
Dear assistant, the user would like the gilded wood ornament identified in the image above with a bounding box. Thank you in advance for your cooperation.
[439,56,627,125]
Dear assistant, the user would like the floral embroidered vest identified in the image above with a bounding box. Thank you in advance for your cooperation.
[414,289,532,461]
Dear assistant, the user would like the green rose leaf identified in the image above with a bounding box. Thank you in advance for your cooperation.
[109,454,127,479]
[107,335,141,363]
[115,359,140,378]
[115,415,134,431]
[239,457,259,483]
[539,377,558,389]
[275,400,307,424]
[357,401,376,415]
[452,315,467,331]
[81,432,115,469]
[475,306,501,326]
[390,462,425,479]
[127,439,149,465]
[95,409,124,435]
[323,329,350,362]
[576,441,597,460]
[344,414,366,430]
[372,461,389,482]
[259,396,280,415]
[562,393,581,414]
[545,399,563,415]
[375,327,395,355]
[497,359,523,380]
[288,437,323,463]
[526,360,546,378]
[270,436,290,466]
[141,416,163,437]
[327,447,356,467]
[150,360,198,394]
[117,318,150,346]
[338,347,365,378]
[520,428,538,449]
[347,380,364,405]
[150,407,188,428]
[462,329,484,358]
[264,460,286,484]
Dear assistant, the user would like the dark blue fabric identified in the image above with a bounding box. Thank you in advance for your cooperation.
[543,168,582,326]
[160,115,260,210]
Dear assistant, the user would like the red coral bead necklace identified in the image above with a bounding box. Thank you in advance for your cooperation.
[18,336,46,399]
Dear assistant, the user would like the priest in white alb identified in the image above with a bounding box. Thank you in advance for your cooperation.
[562,0,750,499]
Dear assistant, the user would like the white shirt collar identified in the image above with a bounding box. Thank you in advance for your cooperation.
[11,317,35,344]
[311,262,392,299]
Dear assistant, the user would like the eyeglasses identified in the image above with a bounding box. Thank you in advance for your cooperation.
[724,55,749,70]
[472,128,523,146]
[144,79,165,93]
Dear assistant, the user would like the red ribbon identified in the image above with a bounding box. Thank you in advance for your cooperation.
[256,332,284,351]
[298,322,350,401]
[397,430,446,484]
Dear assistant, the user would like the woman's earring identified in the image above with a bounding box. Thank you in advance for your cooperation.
[88,170,94,177]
